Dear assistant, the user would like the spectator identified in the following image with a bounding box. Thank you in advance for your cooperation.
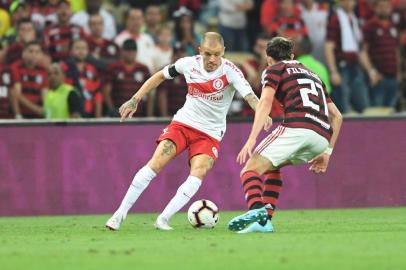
[70,0,117,40]
[295,36,332,94]
[172,7,200,56]
[86,13,119,72]
[325,0,370,113]
[43,0,85,62]
[260,0,301,36]
[238,33,284,117]
[62,39,102,118]
[218,0,253,51]
[144,4,163,42]
[30,0,58,32]
[115,8,155,72]
[266,0,307,39]
[1,0,30,47]
[0,63,13,118]
[1,18,36,65]
[298,0,329,63]
[361,0,401,107]
[179,0,202,18]
[156,43,187,117]
[44,63,81,119]
[152,25,173,72]
[103,39,151,117]
[11,41,48,119]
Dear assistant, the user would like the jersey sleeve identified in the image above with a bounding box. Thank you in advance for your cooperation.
[262,65,282,91]
[226,63,253,98]
[162,57,189,79]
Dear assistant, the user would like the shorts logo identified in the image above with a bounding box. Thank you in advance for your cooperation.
[213,79,224,90]
[162,128,168,134]
[212,147,218,158]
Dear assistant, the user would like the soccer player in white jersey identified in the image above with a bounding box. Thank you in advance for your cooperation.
[106,32,271,231]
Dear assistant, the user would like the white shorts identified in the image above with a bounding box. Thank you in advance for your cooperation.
[255,125,329,167]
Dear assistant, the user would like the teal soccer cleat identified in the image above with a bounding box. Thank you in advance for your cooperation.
[236,219,274,234]
[228,207,268,231]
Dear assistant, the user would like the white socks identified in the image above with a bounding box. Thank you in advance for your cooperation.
[116,165,157,216]
[159,175,202,221]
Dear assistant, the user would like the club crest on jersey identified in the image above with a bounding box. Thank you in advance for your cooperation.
[213,79,224,90]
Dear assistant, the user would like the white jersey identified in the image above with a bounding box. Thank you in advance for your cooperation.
[163,56,254,141]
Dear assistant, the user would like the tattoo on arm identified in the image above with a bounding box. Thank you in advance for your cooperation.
[244,93,260,111]
[208,157,215,169]
[161,140,176,156]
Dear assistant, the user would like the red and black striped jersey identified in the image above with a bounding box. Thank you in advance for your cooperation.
[11,60,48,117]
[0,64,12,118]
[61,61,101,116]
[262,60,332,141]
[5,42,24,65]
[157,76,187,116]
[43,24,84,61]
[267,15,308,39]
[105,61,150,116]
[363,17,400,77]
[86,36,119,60]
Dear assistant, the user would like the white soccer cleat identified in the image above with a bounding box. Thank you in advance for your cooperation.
[105,212,126,231]
[154,216,174,231]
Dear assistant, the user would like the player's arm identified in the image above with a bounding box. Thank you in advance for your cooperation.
[237,86,275,164]
[119,70,166,121]
[309,102,343,173]
[243,92,272,130]
[14,82,44,117]
[102,82,115,112]
[324,41,341,86]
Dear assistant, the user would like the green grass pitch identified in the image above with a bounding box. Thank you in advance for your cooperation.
[1,208,406,270]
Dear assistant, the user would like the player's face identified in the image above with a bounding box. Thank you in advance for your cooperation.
[158,29,172,46]
[48,66,64,89]
[375,1,392,18]
[199,43,224,72]
[89,15,104,37]
[339,0,356,12]
[18,23,36,43]
[23,45,42,66]
[58,3,72,23]
[127,10,144,33]
[71,41,89,61]
[121,50,136,64]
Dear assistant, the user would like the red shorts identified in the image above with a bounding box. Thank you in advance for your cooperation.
[157,121,220,161]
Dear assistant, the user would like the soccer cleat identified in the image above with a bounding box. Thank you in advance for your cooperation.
[228,207,268,231]
[105,212,126,231]
[236,219,274,234]
[154,216,174,231]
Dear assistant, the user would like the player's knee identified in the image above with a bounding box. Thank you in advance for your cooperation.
[190,165,211,179]
[147,159,166,173]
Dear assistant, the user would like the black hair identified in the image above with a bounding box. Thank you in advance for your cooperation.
[23,40,42,50]
[266,37,294,61]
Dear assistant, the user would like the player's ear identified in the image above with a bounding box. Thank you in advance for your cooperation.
[198,46,202,55]
[266,56,273,65]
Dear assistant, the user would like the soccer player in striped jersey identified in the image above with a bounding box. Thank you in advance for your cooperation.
[228,37,343,233]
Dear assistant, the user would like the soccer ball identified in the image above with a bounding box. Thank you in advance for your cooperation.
[187,199,219,228]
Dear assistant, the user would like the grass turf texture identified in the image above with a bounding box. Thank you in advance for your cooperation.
[1,208,405,270]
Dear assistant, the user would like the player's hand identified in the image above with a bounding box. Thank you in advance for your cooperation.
[237,137,256,165]
[264,117,272,132]
[330,71,341,86]
[308,153,330,174]
[119,98,138,122]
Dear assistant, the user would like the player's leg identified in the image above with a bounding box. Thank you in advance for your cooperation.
[155,154,215,230]
[228,154,275,232]
[262,169,283,221]
[106,139,178,230]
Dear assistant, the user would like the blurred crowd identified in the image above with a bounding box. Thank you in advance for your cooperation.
[0,0,405,120]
